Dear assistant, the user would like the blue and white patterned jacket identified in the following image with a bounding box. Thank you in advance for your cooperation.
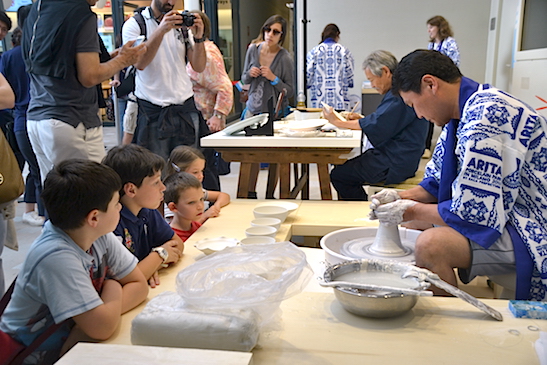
[428,36,460,67]
[421,77,547,301]
[306,39,354,110]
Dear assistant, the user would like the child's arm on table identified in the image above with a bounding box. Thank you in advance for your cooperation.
[117,266,149,313]
[199,191,230,223]
[137,233,184,287]
[71,280,124,340]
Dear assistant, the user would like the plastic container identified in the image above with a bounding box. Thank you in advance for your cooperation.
[509,300,547,319]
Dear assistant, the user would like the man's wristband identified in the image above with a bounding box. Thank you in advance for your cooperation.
[194,35,207,43]
[270,76,280,85]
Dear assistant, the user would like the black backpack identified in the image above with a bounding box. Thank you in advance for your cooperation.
[115,8,146,98]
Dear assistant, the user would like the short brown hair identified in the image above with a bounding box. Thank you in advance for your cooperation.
[164,171,202,205]
[42,159,121,230]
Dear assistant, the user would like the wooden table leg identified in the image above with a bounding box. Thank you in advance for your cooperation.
[290,163,309,199]
[302,164,310,200]
[266,164,279,199]
[237,162,253,198]
[249,163,259,192]
[317,163,333,200]
[279,163,291,199]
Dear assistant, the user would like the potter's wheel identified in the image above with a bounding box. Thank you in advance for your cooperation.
[341,237,413,258]
[320,226,421,264]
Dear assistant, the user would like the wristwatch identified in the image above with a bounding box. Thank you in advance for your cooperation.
[213,111,226,121]
[194,35,207,43]
[152,247,168,263]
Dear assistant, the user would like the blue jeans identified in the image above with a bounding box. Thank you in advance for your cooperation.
[15,129,44,216]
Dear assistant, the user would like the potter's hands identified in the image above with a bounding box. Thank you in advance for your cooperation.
[368,189,401,219]
[372,199,417,226]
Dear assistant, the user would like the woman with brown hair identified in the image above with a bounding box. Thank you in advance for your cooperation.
[423,15,460,158]
[186,10,233,133]
[240,15,294,119]
[426,15,460,66]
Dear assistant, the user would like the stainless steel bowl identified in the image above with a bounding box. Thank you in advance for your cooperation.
[323,260,426,318]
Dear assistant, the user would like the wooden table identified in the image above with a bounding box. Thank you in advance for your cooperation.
[201,128,360,200]
[64,200,544,364]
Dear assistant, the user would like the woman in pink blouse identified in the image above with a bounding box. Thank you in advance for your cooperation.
[186,10,233,132]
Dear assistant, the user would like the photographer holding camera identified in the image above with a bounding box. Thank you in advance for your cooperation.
[122,0,220,191]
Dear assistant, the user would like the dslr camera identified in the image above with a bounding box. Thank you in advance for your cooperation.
[177,10,195,27]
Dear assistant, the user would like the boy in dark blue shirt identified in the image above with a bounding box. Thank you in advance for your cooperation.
[103,144,183,288]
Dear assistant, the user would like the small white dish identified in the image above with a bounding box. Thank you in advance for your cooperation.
[194,237,239,255]
[245,226,277,238]
[251,217,282,231]
[253,205,289,222]
[284,119,327,131]
[256,201,298,213]
[240,236,276,245]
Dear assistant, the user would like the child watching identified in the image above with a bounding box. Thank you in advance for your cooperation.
[166,145,230,223]
[164,172,205,241]
[102,144,184,288]
[0,159,148,364]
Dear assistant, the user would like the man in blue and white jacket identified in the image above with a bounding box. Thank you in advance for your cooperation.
[371,50,547,301]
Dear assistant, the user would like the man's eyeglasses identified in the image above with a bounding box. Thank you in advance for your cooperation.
[263,27,282,36]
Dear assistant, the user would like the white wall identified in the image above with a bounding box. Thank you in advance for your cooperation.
[485,0,521,91]
[304,0,491,104]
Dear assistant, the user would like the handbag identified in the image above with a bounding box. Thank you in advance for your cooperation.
[0,131,24,204]
[0,278,66,365]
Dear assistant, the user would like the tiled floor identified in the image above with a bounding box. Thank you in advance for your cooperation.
[5,124,496,300]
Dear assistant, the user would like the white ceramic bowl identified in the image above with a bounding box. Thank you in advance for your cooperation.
[253,205,289,222]
[251,217,282,231]
[240,236,276,245]
[245,225,277,238]
[255,201,298,213]
[194,237,239,255]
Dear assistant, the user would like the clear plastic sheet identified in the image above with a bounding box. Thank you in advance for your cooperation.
[176,242,313,327]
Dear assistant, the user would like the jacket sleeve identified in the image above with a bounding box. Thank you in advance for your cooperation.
[273,50,294,99]
[359,92,416,146]
[240,44,256,85]
[343,48,354,88]
[305,48,315,87]
[190,43,233,116]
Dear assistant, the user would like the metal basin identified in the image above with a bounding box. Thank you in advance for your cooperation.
[323,260,428,318]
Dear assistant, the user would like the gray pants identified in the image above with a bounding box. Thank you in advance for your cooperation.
[458,228,516,284]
